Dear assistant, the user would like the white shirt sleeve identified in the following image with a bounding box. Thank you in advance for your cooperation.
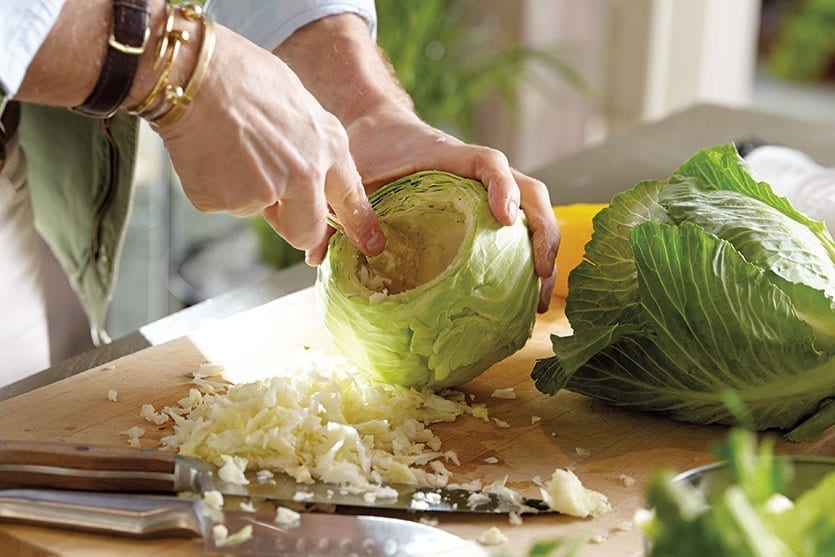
[204,0,377,53]
[0,0,67,97]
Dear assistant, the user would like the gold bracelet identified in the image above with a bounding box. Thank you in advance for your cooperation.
[153,2,177,70]
[126,2,187,117]
[128,27,188,116]
[150,4,215,127]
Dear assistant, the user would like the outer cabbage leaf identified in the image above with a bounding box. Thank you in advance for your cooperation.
[533,143,835,440]
[660,181,835,348]
[676,143,834,253]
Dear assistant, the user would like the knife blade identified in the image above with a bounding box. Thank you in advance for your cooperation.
[0,440,550,514]
[0,488,487,556]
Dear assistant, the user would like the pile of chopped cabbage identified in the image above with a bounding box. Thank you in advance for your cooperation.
[149,354,612,520]
[158,354,473,493]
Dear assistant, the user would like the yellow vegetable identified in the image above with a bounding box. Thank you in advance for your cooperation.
[552,203,607,299]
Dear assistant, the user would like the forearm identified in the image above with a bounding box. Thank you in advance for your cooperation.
[15,0,114,105]
[274,13,414,128]
[15,0,198,112]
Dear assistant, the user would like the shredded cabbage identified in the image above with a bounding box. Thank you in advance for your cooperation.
[159,353,474,493]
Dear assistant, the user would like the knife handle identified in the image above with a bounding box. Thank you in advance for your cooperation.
[0,489,204,538]
[0,440,178,493]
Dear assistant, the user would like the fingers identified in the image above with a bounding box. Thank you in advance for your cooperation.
[303,227,333,266]
[463,148,519,227]
[260,191,329,265]
[450,148,559,310]
[260,155,384,266]
[257,150,333,261]
[538,269,557,313]
[512,169,559,313]
[325,158,386,258]
[426,142,520,227]
[513,170,559,276]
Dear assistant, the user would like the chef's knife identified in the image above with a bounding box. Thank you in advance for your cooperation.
[0,440,549,514]
[0,488,487,556]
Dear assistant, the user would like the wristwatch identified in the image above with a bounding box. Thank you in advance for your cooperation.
[73,0,152,118]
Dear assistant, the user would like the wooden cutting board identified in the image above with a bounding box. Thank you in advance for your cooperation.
[0,288,831,556]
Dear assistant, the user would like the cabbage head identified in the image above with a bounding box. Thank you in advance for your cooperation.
[317,171,539,389]
[532,143,835,441]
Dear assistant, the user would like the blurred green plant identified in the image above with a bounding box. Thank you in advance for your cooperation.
[766,0,835,82]
[376,0,584,140]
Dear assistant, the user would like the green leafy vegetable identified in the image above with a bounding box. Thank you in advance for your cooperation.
[639,429,835,557]
[768,471,835,554]
[317,171,539,389]
[532,143,835,440]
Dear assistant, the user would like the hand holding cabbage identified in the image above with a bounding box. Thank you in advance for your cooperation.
[345,108,558,312]
[274,14,558,307]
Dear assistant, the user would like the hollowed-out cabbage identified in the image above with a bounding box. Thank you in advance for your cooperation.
[316,171,539,389]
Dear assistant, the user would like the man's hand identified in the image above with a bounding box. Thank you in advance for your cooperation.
[15,0,386,266]
[348,109,559,312]
[154,25,384,265]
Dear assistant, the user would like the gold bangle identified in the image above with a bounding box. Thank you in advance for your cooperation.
[150,5,215,127]
[126,2,186,116]
[153,2,176,70]
[128,28,188,116]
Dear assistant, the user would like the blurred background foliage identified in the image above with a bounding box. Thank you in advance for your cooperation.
[375,0,583,140]
[762,0,835,83]
[256,0,583,268]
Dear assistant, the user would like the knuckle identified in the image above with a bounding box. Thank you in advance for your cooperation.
[527,177,549,197]
[319,113,350,151]
[185,190,214,213]
[290,157,324,185]
[471,147,510,175]
[332,178,364,206]
[513,170,549,198]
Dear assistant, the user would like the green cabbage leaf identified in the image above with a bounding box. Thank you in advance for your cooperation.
[532,143,835,440]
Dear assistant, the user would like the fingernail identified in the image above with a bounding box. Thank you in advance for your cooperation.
[538,291,550,313]
[305,250,323,266]
[365,226,386,255]
[506,198,519,222]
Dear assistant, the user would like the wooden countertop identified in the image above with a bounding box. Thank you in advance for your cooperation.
[0,288,831,556]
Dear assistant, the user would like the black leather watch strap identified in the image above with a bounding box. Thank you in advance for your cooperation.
[73,0,152,118]
[0,101,21,172]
